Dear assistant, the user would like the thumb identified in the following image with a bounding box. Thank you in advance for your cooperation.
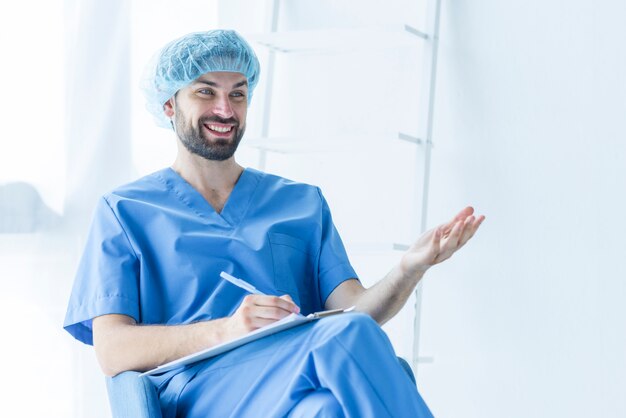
[431,227,442,262]
[433,226,442,247]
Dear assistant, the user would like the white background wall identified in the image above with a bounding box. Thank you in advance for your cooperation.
[421,1,626,417]
[1,0,624,417]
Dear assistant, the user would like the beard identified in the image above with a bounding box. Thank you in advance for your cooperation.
[174,108,245,161]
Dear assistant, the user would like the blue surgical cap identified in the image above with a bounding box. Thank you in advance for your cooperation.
[141,29,261,129]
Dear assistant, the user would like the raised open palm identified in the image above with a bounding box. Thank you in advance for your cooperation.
[400,206,485,278]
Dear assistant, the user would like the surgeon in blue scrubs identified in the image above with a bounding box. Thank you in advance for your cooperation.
[64,30,484,418]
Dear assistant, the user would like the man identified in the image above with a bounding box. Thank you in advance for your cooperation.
[64,30,484,417]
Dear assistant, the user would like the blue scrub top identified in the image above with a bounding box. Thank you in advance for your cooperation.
[63,167,358,345]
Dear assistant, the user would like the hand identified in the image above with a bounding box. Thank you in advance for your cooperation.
[225,294,300,339]
[400,206,485,278]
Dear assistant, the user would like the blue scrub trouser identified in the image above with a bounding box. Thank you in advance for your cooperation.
[151,312,434,418]
[287,389,342,418]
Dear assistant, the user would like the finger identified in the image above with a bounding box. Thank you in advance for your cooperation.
[279,294,301,314]
[459,214,485,247]
[440,220,464,253]
[471,214,486,234]
[253,305,296,321]
[457,216,476,247]
[246,315,287,330]
[450,206,474,225]
[441,207,474,237]
[254,295,300,314]
[432,226,442,248]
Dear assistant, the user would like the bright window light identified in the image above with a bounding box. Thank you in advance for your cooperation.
[0,1,65,214]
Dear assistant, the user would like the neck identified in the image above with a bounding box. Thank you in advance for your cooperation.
[171,144,244,196]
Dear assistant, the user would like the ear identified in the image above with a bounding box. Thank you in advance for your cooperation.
[163,98,175,118]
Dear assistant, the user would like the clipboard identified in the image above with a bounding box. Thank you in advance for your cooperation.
[139,306,355,377]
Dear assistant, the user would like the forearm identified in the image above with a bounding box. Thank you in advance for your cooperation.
[355,265,424,325]
[327,208,484,325]
[93,314,231,376]
[93,293,299,377]
[324,264,425,325]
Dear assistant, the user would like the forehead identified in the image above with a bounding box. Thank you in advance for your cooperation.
[192,71,248,88]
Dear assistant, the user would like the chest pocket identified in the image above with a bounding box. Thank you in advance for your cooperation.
[268,232,313,305]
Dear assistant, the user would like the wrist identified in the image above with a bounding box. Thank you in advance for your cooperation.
[396,262,427,284]
[398,257,430,281]
[197,317,232,349]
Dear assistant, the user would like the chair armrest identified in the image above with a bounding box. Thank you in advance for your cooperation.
[105,371,162,418]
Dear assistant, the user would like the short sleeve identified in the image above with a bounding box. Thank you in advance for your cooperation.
[316,188,359,304]
[63,196,140,345]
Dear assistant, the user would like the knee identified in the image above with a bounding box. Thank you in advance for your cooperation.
[313,312,386,345]
[339,312,382,335]
[326,311,377,329]
[346,311,377,327]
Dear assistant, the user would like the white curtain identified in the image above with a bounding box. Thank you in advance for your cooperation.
[0,0,220,415]
[64,0,133,223]
[0,0,131,416]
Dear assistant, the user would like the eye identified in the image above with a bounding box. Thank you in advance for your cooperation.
[197,88,214,96]
[230,91,247,100]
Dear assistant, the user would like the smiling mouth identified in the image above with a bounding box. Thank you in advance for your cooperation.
[203,123,235,134]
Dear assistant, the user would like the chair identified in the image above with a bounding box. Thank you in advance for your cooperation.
[106,371,162,418]
[106,358,416,418]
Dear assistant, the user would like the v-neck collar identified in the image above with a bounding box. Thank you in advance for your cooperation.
[159,167,262,227]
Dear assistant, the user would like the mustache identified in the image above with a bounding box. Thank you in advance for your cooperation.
[200,116,239,126]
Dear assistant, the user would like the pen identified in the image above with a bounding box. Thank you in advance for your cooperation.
[220,271,266,295]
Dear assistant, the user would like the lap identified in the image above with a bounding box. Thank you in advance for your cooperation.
[152,313,404,418]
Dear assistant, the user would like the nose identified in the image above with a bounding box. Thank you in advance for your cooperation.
[213,94,234,119]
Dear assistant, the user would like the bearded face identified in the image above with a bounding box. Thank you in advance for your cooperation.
[168,72,249,162]
[174,107,245,161]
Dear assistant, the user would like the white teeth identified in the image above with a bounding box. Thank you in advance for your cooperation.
[207,124,232,133]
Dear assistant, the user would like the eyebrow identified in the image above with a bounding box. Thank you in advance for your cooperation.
[194,79,248,89]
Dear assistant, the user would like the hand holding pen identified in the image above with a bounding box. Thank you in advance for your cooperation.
[220,272,301,337]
